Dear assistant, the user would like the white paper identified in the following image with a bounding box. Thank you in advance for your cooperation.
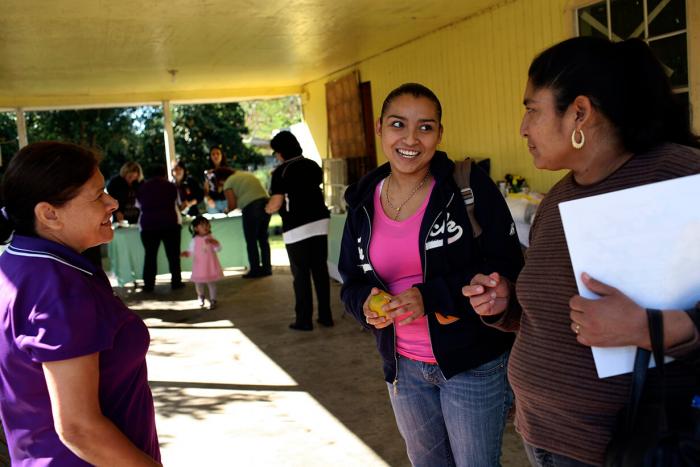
[559,173,700,378]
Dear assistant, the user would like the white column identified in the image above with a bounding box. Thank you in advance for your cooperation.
[162,100,177,180]
[15,108,28,148]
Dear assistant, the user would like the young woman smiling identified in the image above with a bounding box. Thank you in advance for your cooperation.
[339,83,524,466]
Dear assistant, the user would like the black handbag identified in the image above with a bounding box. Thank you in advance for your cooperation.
[605,308,700,467]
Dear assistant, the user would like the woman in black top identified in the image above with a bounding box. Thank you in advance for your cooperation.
[266,131,333,330]
[204,146,228,213]
[106,161,143,224]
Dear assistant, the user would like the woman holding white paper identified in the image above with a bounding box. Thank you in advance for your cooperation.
[463,36,700,466]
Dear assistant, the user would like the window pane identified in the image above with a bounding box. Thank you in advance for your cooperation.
[610,0,644,39]
[649,33,688,87]
[648,0,686,37]
[578,2,609,38]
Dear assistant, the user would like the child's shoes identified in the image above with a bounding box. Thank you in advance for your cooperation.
[198,296,206,308]
[208,300,217,310]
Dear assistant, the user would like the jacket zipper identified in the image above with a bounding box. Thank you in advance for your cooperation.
[362,206,399,394]
[421,192,455,373]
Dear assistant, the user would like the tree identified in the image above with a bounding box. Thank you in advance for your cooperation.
[239,96,302,141]
[0,102,265,185]
[173,103,263,179]
[0,113,19,173]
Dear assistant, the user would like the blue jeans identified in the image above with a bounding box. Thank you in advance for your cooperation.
[523,442,596,467]
[387,352,513,467]
[206,199,228,214]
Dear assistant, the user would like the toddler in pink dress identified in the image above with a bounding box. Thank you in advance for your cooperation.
[181,216,224,309]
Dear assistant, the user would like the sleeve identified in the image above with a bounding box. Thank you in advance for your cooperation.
[269,166,284,195]
[480,289,523,332]
[15,289,117,363]
[414,164,524,322]
[223,175,235,194]
[188,238,195,254]
[210,235,222,252]
[666,302,700,359]
[338,212,374,330]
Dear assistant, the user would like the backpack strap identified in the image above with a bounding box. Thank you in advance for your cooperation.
[453,158,482,238]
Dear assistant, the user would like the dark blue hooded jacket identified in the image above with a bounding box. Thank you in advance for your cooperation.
[339,151,524,383]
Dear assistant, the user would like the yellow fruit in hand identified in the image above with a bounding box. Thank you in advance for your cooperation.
[368,291,393,317]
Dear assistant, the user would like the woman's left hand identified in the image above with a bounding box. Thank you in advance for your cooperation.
[569,273,647,347]
[386,287,425,326]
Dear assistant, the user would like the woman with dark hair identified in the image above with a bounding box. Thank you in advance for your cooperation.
[266,130,333,330]
[0,142,161,466]
[464,36,700,466]
[137,164,183,291]
[339,83,524,465]
[172,160,204,217]
[107,160,144,224]
[204,146,228,213]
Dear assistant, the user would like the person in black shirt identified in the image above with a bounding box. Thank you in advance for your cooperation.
[266,131,333,330]
[172,160,203,217]
[106,161,143,224]
[204,146,228,214]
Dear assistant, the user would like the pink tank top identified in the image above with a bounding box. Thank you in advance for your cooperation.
[369,178,436,363]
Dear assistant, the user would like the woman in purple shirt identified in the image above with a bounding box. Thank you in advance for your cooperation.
[0,142,161,466]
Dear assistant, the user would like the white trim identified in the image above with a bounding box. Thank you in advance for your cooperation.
[282,218,330,244]
[6,246,93,275]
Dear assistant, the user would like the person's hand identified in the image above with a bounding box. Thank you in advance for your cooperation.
[115,211,124,223]
[569,273,647,347]
[363,288,393,329]
[205,237,220,247]
[462,272,510,316]
[180,251,190,258]
[205,197,215,208]
[386,287,425,326]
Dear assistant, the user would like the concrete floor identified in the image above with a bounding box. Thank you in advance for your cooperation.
[117,266,530,467]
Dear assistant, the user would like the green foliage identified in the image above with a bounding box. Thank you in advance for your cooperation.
[239,96,302,140]
[0,113,19,172]
[0,102,266,184]
[173,102,263,179]
[24,108,143,179]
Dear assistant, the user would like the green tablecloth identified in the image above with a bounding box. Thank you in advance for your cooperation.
[108,215,249,286]
[328,213,346,282]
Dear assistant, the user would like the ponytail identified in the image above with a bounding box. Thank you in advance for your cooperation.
[613,39,698,151]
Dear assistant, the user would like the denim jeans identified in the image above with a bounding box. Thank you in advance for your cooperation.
[206,199,228,214]
[522,442,596,467]
[241,198,271,273]
[387,352,513,467]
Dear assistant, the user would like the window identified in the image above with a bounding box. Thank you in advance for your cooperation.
[576,0,689,120]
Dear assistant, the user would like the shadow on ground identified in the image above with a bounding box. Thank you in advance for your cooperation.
[119,266,528,466]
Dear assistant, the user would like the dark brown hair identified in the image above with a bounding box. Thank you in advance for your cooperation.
[0,141,99,243]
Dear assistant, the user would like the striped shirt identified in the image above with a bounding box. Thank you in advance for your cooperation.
[498,143,700,465]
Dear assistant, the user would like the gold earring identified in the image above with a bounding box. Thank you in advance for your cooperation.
[571,129,585,150]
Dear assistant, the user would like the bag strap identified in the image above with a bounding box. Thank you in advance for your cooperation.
[648,308,669,430]
[452,159,483,238]
[624,308,667,432]
[625,344,651,431]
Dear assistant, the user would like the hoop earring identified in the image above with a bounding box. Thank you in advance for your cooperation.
[571,129,585,150]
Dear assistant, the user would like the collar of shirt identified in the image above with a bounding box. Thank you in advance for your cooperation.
[7,235,98,277]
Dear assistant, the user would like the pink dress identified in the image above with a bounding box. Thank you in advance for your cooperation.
[188,235,224,283]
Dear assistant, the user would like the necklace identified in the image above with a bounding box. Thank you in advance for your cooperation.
[384,172,430,221]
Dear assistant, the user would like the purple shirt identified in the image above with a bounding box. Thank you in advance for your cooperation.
[136,176,179,231]
[0,235,160,466]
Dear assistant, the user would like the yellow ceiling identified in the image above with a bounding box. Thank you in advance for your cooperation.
[0,0,503,109]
